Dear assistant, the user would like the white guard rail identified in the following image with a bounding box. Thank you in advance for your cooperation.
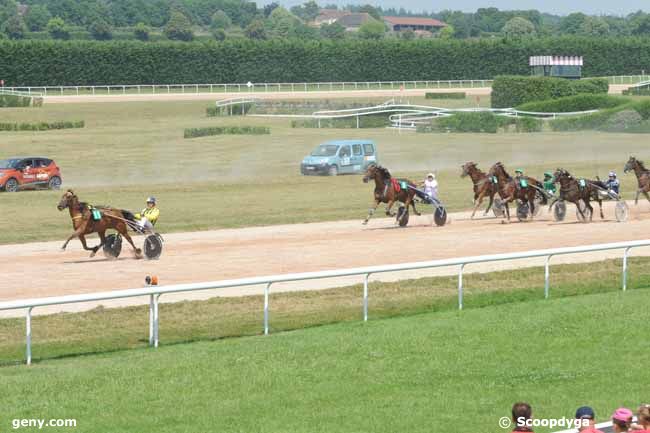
[1,239,648,365]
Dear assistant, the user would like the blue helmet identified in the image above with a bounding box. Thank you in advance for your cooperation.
[146,196,156,204]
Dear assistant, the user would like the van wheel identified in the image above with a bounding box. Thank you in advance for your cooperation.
[5,178,18,192]
[328,165,338,176]
[48,176,62,190]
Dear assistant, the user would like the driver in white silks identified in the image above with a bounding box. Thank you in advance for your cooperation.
[422,172,438,200]
[134,197,160,233]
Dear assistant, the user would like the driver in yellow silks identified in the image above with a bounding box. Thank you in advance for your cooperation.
[135,197,159,232]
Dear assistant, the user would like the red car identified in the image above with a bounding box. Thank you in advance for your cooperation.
[0,157,63,192]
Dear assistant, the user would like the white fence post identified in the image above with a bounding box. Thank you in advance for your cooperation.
[26,307,33,365]
[458,263,465,310]
[622,247,631,291]
[544,255,552,299]
[264,283,271,335]
[363,273,370,322]
[149,294,154,346]
[153,294,160,347]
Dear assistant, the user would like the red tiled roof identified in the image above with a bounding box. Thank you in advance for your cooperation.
[383,16,447,27]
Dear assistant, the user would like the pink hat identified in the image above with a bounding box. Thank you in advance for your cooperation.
[612,408,633,422]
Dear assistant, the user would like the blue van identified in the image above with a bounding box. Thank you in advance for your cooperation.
[300,140,378,176]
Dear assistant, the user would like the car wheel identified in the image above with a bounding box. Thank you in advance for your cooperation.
[4,178,18,192]
[48,176,62,190]
[328,165,338,176]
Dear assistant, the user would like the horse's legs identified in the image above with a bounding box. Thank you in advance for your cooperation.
[528,194,535,221]
[363,199,380,225]
[471,189,487,219]
[409,196,421,216]
[385,199,396,217]
[61,227,87,251]
[586,200,595,222]
[121,231,142,258]
[635,189,641,205]
[90,231,107,257]
[643,190,650,204]
[483,193,494,216]
[597,199,604,219]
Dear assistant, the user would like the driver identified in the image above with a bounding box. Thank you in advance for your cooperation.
[515,168,526,190]
[543,172,556,195]
[605,171,620,195]
[422,172,438,200]
[135,197,160,232]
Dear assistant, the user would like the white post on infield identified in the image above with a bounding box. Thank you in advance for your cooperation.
[153,294,160,348]
[363,273,370,322]
[458,264,465,310]
[544,255,552,299]
[622,247,631,291]
[264,283,271,335]
[26,307,33,365]
[149,294,154,346]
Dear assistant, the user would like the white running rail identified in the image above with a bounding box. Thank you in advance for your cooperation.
[1,239,648,366]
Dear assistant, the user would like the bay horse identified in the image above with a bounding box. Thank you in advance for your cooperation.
[461,161,497,219]
[624,156,650,205]
[548,168,605,221]
[57,190,142,258]
[488,162,544,222]
[362,164,420,225]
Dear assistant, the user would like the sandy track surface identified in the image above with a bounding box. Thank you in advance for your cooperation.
[1,200,649,317]
[41,84,634,104]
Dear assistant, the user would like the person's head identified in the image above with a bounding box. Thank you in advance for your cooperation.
[512,402,532,429]
[146,197,156,208]
[637,404,650,428]
[544,172,553,180]
[427,173,435,181]
[575,406,596,431]
[609,171,617,179]
[612,408,633,432]
[515,169,524,176]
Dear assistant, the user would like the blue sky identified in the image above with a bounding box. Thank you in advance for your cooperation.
[278,0,648,16]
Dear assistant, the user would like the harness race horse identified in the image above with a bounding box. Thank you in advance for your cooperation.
[461,161,497,219]
[362,164,420,225]
[624,156,650,205]
[57,190,142,258]
[548,169,605,222]
[488,162,545,222]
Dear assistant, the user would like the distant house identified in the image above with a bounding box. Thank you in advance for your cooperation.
[313,9,348,26]
[335,12,373,31]
[383,16,447,33]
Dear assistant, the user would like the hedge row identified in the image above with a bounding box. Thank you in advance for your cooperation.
[549,100,650,131]
[3,37,650,86]
[492,76,609,108]
[183,126,270,138]
[416,112,543,133]
[516,94,629,113]
[424,92,466,99]
[291,115,387,129]
[206,103,254,116]
[0,94,43,107]
[0,120,84,131]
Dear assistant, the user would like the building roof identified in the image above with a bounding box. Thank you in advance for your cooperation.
[383,16,447,27]
[317,9,347,20]
[336,13,372,28]
[529,56,583,66]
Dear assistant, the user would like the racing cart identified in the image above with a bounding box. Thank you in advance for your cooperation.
[548,184,628,223]
[395,185,447,227]
[102,214,164,260]
[491,186,550,222]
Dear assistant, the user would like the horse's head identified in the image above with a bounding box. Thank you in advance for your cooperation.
[489,162,504,178]
[362,164,377,183]
[624,156,637,174]
[461,162,476,178]
[553,168,569,183]
[57,190,76,211]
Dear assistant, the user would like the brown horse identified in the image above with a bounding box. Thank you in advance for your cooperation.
[461,161,497,219]
[57,190,142,257]
[548,168,605,221]
[488,162,543,222]
[624,156,650,205]
[362,164,420,225]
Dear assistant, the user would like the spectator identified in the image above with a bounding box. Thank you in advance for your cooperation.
[633,404,650,432]
[511,402,533,432]
[575,406,604,433]
[612,408,634,433]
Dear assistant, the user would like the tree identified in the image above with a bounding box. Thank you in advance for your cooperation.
[579,16,609,36]
[211,10,231,30]
[263,2,279,18]
[631,13,650,35]
[1,13,26,39]
[24,4,51,31]
[245,19,266,39]
[560,12,587,34]
[358,4,381,21]
[46,17,70,40]
[0,0,17,25]
[164,10,193,41]
[89,19,112,40]
[358,19,385,39]
[267,7,300,38]
[290,0,319,21]
[212,28,226,40]
[501,16,535,38]
[134,22,150,41]
[438,24,454,39]
[320,22,345,39]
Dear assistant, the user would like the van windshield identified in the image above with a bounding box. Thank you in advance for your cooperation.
[311,145,339,157]
[0,159,20,169]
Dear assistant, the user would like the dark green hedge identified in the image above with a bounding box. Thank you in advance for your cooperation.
[2,37,650,86]
[0,120,84,131]
[183,125,270,138]
[425,92,466,99]
[492,76,609,108]
[549,100,650,131]
[206,103,254,116]
[517,94,628,113]
[291,114,387,129]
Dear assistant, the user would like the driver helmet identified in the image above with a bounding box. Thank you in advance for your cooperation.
[515,169,524,175]
[427,172,435,179]
[609,171,616,178]
[544,171,553,179]
[146,196,156,205]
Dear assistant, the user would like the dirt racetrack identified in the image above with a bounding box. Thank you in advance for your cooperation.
[1,200,649,317]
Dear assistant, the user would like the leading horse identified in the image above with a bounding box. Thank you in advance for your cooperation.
[362,164,420,225]
[57,190,142,258]
[461,161,497,219]
[624,156,650,205]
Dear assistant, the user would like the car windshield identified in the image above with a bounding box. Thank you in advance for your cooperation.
[311,145,339,157]
[0,159,20,169]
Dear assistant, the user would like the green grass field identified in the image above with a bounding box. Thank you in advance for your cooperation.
[1,97,649,244]
[1,283,647,433]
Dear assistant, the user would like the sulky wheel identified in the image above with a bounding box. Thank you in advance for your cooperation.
[516,202,529,222]
[396,206,410,227]
[553,200,567,222]
[492,197,505,218]
[434,206,447,226]
[143,234,163,260]
[615,201,629,223]
[103,233,122,259]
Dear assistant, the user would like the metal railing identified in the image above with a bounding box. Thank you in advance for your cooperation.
[1,239,648,365]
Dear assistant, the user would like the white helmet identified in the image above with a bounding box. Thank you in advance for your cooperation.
[427,172,435,179]
[609,171,616,178]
